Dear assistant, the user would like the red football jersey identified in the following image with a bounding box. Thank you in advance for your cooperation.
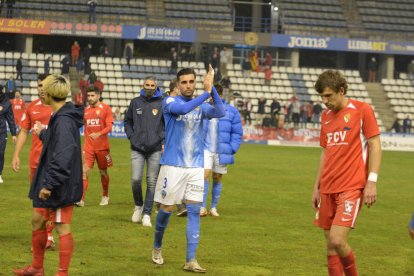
[84,102,113,151]
[20,99,53,169]
[319,99,380,194]
[10,98,26,126]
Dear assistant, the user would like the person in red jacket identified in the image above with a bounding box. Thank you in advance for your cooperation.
[9,90,26,127]
[71,41,80,66]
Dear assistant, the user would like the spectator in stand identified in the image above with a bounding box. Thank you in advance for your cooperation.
[219,47,228,77]
[71,41,80,66]
[264,51,272,68]
[100,43,109,57]
[89,70,97,85]
[10,89,26,127]
[407,60,414,81]
[83,44,92,71]
[16,56,23,81]
[264,66,272,85]
[180,47,187,62]
[188,47,195,62]
[290,97,301,128]
[367,57,378,82]
[242,98,252,125]
[249,50,258,72]
[211,47,219,72]
[6,0,14,18]
[125,45,133,69]
[5,75,16,99]
[391,119,401,133]
[44,57,51,75]
[76,56,85,76]
[270,97,281,128]
[242,58,251,78]
[113,107,122,121]
[313,100,323,127]
[256,97,266,126]
[61,55,70,80]
[87,0,98,23]
[403,115,412,134]
[169,48,178,75]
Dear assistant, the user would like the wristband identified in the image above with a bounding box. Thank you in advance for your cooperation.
[409,213,414,229]
[368,172,378,183]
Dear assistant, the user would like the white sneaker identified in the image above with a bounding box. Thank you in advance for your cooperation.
[200,207,208,217]
[0,175,3,184]
[142,214,152,227]
[152,248,164,265]
[132,206,143,223]
[209,208,220,217]
[183,259,206,273]
[99,196,109,206]
[76,200,84,207]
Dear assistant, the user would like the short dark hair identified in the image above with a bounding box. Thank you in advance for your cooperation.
[314,70,348,95]
[87,86,100,94]
[214,83,223,96]
[169,79,177,91]
[38,73,49,81]
[177,68,196,81]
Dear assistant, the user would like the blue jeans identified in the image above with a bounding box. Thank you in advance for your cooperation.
[131,150,161,216]
[0,136,6,175]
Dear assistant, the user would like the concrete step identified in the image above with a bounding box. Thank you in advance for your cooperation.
[364,82,396,130]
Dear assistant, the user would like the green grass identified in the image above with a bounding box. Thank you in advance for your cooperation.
[0,136,414,275]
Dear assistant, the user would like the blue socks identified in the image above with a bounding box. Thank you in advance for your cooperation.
[186,203,201,261]
[211,182,222,209]
[409,212,414,229]
[153,208,172,249]
[202,180,209,208]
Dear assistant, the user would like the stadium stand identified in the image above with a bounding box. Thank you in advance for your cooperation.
[382,77,414,121]
[356,0,414,39]
[278,0,348,36]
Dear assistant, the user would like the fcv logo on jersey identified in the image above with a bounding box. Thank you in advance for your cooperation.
[326,131,348,145]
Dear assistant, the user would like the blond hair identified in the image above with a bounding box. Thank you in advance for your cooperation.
[43,74,71,100]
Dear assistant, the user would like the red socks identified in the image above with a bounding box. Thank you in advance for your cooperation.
[328,255,343,276]
[32,229,47,269]
[101,175,109,197]
[58,233,74,275]
[46,221,55,240]
[340,251,357,276]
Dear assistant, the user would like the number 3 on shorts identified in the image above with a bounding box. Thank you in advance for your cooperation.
[163,177,167,189]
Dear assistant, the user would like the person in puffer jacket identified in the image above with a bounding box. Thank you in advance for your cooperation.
[201,83,243,217]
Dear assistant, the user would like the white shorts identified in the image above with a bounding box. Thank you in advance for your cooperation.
[154,165,204,205]
[204,150,227,174]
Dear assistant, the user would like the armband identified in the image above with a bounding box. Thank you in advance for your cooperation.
[368,172,378,183]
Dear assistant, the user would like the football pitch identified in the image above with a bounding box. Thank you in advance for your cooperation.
[0,137,413,275]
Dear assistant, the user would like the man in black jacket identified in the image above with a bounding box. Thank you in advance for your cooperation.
[124,76,165,228]
[14,74,84,276]
[0,89,17,184]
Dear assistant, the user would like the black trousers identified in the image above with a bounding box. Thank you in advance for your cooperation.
[0,135,7,175]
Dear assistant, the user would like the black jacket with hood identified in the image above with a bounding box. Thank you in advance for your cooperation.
[124,87,164,154]
[29,102,84,208]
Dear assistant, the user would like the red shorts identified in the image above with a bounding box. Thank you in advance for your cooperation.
[84,150,113,170]
[30,167,36,184]
[314,189,363,230]
[34,205,74,224]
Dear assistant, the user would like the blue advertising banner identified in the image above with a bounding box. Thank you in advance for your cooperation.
[122,25,196,42]
[271,34,414,55]
[80,121,126,138]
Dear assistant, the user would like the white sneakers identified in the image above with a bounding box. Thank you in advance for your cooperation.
[152,248,164,265]
[209,208,220,217]
[142,214,152,227]
[75,200,85,207]
[183,259,207,273]
[99,196,109,206]
[200,207,208,217]
[132,206,143,223]
[0,175,3,184]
